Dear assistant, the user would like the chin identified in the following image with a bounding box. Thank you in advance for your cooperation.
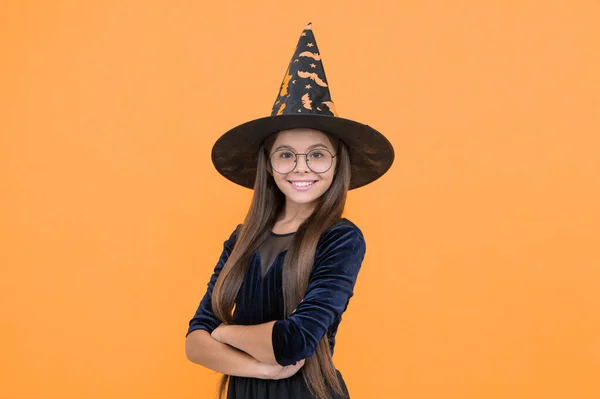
[288,195,321,205]
[282,190,322,205]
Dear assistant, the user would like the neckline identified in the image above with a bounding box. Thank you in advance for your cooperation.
[270,231,296,237]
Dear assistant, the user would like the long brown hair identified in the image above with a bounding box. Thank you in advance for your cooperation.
[211,130,351,399]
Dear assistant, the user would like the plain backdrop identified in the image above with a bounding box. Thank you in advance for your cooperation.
[1,1,599,398]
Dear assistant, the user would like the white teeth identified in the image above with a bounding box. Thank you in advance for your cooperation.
[291,181,315,187]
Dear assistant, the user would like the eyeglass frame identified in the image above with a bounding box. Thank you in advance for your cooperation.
[268,148,337,174]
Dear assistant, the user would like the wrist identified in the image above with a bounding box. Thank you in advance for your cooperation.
[255,362,271,379]
[255,361,282,379]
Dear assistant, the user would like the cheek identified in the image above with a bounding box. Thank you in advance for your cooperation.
[322,170,335,187]
[273,173,289,189]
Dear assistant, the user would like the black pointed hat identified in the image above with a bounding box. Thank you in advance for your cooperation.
[211,23,394,190]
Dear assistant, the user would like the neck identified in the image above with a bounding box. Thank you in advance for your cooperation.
[278,199,316,225]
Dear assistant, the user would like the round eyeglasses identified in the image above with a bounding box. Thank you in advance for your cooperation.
[269,148,336,174]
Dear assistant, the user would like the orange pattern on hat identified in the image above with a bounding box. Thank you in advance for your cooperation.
[279,66,292,97]
[276,102,286,115]
[301,93,313,110]
[322,101,338,116]
[299,51,321,60]
[297,71,328,87]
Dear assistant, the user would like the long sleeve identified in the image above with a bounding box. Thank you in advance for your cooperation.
[271,225,366,366]
[186,225,240,336]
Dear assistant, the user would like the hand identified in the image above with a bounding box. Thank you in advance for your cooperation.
[261,359,305,380]
[211,323,227,342]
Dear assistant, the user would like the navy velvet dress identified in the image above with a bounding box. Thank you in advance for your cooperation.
[186,218,366,398]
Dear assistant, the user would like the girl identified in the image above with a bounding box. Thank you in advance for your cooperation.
[185,23,394,399]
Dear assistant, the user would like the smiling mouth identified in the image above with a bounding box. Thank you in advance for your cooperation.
[288,180,317,190]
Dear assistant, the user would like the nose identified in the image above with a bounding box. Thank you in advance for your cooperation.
[294,154,310,173]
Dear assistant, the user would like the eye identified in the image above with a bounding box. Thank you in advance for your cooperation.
[309,150,325,159]
[277,151,295,159]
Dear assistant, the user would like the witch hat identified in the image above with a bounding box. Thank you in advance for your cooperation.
[211,23,394,190]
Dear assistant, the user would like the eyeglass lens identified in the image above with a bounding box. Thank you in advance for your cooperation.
[270,149,333,174]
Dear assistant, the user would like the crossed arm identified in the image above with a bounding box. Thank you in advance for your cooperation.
[185,226,366,377]
[210,321,279,365]
[185,328,302,380]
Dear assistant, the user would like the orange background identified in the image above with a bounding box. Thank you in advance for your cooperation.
[1,1,599,398]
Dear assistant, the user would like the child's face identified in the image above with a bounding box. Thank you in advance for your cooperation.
[268,128,337,207]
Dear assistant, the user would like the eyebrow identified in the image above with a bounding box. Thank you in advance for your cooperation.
[273,143,331,152]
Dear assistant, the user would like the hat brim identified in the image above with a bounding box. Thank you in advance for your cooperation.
[211,114,395,190]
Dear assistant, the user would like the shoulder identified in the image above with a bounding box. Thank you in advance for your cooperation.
[316,218,366,256]
[329,217,362,231]
[223,224,243,250]
[323,218,364,239]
